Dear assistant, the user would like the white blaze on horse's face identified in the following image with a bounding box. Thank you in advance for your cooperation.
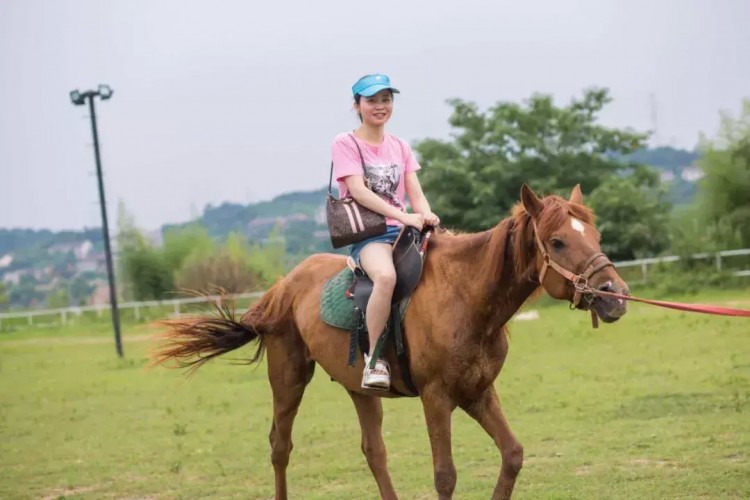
[571,217,585,235]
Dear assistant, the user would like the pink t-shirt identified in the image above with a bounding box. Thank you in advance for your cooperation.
[331,132,421,226]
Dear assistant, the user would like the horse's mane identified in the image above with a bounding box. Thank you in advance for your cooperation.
[430,195,595,293]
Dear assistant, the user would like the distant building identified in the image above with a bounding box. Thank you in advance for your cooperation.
[88,282,111,306]
[76,260,100,274]
[48,240,93,260]
[2,269,26,286]
[0,254,13,269]
[681,166,705,182]
[659,171,675,183]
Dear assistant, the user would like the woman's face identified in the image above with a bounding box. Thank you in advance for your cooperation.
[355,90,393,127]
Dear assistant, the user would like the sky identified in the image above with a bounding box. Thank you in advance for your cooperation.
[1,0,748,231]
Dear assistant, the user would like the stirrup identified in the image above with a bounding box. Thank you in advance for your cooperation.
[361,354,390,391]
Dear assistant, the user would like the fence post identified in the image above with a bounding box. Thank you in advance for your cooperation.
[173,301,180,317]
[641,262,648,283]
[715,253,722,271]
[134,305,140,321]
[28,313,33,326]
[61,310,67,326]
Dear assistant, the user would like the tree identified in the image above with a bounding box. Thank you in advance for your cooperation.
[69,275,95,306]
[414,88,648,232]
[0,282,8,311]
[245,226,286,286]
[162,225,215,273]
[588,166,671,260]
[47,287,70,309]
[117,201,174,301]
[696,99,750,248]
[175,249,262,294]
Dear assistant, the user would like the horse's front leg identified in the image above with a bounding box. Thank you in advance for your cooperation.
[460,386,523,500]
[421,385,458,499]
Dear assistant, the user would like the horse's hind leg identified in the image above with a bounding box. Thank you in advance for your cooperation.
[348,391,398,500]
[460,386,523,500]
[266,329,315,500]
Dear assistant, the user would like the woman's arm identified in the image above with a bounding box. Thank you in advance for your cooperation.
[405,172,440,226]
[344,176,424,229]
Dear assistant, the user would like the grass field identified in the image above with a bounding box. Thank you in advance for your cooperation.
[2,290,749,499]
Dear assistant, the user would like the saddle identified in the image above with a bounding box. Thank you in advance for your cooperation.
[348,225,428,312]
[320,226,432,396]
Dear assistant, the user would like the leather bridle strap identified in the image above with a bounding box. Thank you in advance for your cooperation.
[532,219,750,323]
[532,220,614,309]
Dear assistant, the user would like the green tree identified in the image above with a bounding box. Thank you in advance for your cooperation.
[47,287,70,309]
[588,166,671,260]
[696,99,750,247]
[162,225,215,273]
[0,282,8,311]
[69,275,95,306]
[117,201,174,301]
[414,88,648,232]
[245,226,286,286]
[8,275,44,308]
[121,243,174,300]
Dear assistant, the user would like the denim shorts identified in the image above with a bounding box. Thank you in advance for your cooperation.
[349,225,402,268]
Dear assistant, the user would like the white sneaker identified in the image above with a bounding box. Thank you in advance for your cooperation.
[362,354,390,390]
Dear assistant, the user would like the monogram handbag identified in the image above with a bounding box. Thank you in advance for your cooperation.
[326,134,387,249]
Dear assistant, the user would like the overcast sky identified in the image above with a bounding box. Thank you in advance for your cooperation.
[1,0,748,231]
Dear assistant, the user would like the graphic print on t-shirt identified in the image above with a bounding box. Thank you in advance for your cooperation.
[363,162,402,208]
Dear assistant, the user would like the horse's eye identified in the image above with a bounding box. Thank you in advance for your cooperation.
[551,238,565,251]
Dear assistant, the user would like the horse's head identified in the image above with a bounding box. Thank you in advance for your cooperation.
[520,184,629,323]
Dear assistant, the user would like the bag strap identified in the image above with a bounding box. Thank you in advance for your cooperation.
[328,133,367,195]
[348,133,367,169]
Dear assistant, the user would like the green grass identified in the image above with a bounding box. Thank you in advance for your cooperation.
[1,290,749,499]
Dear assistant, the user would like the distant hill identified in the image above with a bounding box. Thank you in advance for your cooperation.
[2,146,705,257]
[163,187,332,256]
[624,146,700,172]
[1,146,704,254]
[620,146,702,205]
[0,146,709,310]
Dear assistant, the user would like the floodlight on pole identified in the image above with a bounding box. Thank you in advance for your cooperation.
[69,84,123,358]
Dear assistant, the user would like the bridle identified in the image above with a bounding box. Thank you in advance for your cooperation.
[531,219,750,326]
[532,220,615,325]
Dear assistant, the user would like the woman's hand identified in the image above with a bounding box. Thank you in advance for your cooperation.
[423,212,440,227]
[400,213,424,231]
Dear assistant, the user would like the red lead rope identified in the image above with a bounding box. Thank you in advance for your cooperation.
[590,289,750,317]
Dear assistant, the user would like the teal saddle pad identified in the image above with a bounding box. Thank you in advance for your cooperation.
[320,267,357,330]
[320,267,407,331]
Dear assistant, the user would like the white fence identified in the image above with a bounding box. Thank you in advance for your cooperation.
[1,248,749,329]
[0,292,263,328]
[614,248,750,282]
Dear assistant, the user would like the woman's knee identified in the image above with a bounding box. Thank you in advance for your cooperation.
[371,268,396,290]
[360,244,397,290]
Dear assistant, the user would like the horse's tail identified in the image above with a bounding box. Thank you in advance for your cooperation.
[151,279,292,374]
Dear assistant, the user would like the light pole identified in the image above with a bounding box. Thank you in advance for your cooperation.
[69,84,123,358]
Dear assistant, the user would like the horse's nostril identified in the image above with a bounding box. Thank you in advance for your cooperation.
[597,282,614,293]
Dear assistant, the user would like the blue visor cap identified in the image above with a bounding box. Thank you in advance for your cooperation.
[352,74,401,97]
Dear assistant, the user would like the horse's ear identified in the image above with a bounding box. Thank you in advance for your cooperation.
[569,184,583,205]
[521,184,543,219]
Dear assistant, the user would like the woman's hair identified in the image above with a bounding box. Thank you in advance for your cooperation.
[353,90,395,123]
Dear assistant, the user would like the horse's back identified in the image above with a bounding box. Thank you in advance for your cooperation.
[283,252,348,293]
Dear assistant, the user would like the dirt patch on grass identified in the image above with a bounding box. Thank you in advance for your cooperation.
[42,485,97,499]
[575,465,592,476]
[628,458,682,468]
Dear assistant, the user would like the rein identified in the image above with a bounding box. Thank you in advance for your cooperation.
[531,221,750,327]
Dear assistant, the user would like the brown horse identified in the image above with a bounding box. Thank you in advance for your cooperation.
[154,184,629,499]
